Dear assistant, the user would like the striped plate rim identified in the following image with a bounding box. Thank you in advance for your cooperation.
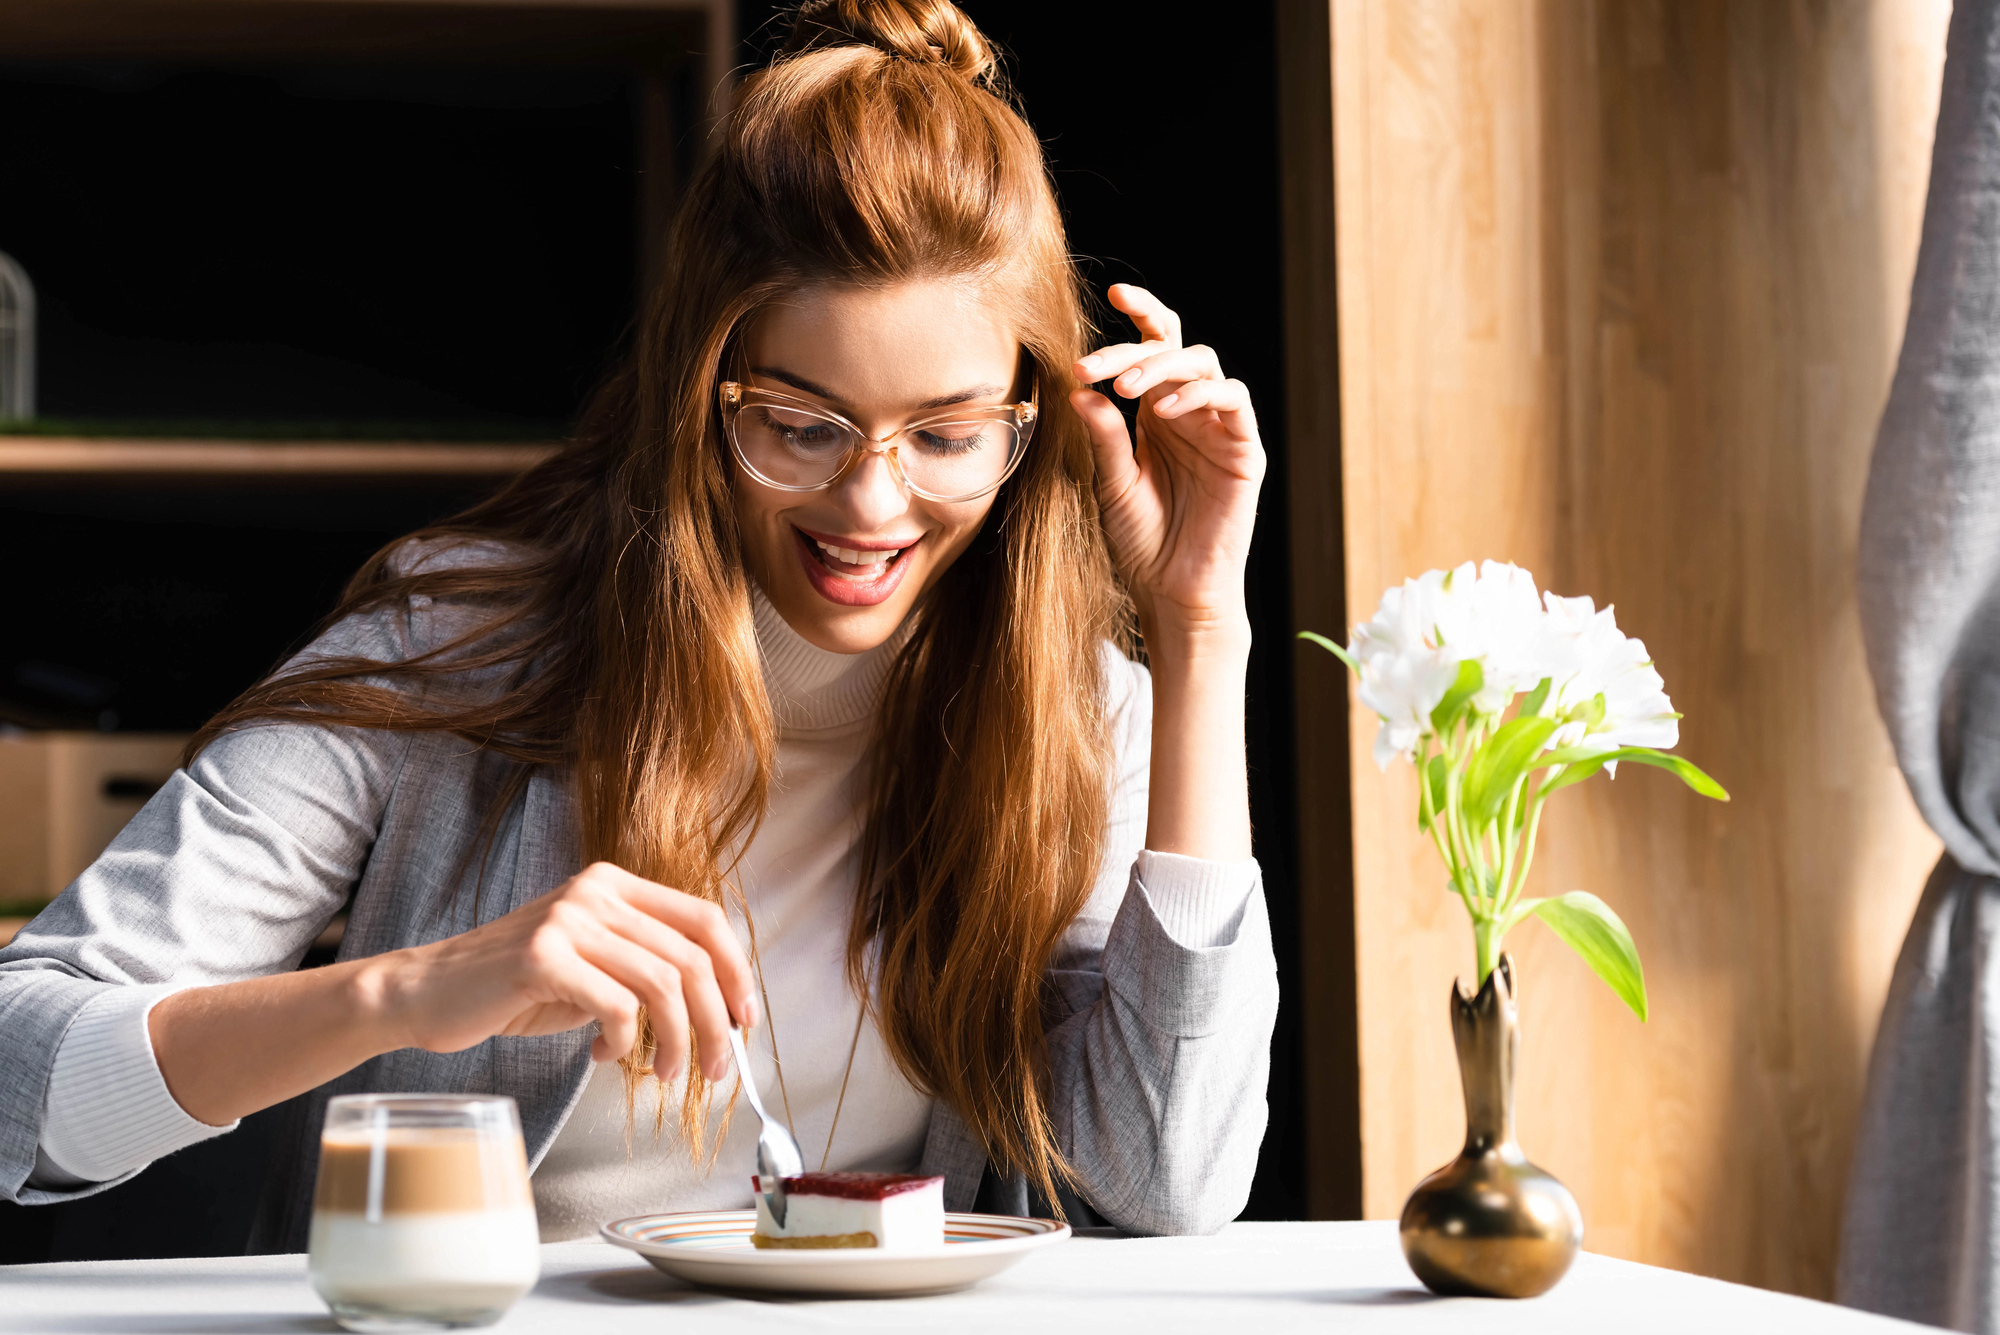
[601,1209,1068,1264]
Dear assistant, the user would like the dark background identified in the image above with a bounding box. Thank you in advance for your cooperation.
[0,62,640,730]
[0,0,1302,1260]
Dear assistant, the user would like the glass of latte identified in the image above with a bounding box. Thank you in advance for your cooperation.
[308,1095,540,1331]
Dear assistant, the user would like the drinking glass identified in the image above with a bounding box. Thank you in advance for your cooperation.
[307,1094,540,1332]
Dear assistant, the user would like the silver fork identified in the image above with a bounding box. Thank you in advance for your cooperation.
[725,1024,804,1228]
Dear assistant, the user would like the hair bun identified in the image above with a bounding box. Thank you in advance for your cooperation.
[779,0,998,86]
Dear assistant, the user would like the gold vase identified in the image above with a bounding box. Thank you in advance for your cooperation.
[1399,953,1582,1298]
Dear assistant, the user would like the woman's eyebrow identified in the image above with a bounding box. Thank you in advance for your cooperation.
[750,366,1006,412]
[916,384,1006,410]
[751,366,843,403]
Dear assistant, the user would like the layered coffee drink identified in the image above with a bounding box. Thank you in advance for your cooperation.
[307,1095,540,1332]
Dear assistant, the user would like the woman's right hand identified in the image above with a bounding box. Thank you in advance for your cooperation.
[151,863,756,1127]
[363,862,759,1083]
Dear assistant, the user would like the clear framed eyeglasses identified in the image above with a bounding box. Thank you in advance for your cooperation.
[719,380,1037,504]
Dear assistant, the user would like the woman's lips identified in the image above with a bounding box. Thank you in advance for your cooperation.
[792,526,918,607]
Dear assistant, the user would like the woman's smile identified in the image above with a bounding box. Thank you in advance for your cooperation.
[792,524,923,606]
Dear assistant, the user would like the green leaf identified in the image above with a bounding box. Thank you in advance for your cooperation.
[1416,754,1448,832]
[1538,750,1609,794]
[1429,659,1484,734]
[1519,676,1552,718]
[1297,630,1359,672]
[1540,746,1730,800]
[1461,715,1559,827]
[1528,891,1649,1021]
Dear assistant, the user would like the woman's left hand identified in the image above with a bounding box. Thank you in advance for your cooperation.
[1071,284,1265,640]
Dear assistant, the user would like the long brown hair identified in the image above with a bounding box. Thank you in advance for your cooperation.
[190,0,1126,1204]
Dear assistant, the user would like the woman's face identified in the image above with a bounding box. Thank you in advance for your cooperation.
[731,280,1024,654]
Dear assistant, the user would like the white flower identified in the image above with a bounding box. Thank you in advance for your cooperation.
[1348,561,1588,768]
[1346,562,1657,771]
[1349,567,1467,768]
[1542,592,1678,771]
[1459,561,1578,712]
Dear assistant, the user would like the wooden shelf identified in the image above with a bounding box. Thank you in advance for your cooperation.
[0,438,559,478]
[0,0,719,64]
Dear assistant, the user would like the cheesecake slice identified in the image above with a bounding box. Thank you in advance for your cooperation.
[750,1171,946,1251]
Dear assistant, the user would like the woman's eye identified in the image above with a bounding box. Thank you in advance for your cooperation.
[914,426,989,455]
[756,409,846,451]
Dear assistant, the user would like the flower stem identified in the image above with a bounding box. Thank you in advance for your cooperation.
[1444,728,1480,905]
[1473,914,1501,985]
[1500,781,1552,917]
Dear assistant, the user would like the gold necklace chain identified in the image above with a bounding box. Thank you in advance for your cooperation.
[752,948,868,1173]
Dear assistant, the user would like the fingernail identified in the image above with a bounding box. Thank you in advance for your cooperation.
[743,997,762,1030]
[1079,356,1100,374]
[1118,369,1142,390]
[1157,393,1179,412]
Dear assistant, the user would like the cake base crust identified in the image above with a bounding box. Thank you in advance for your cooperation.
[750,1232,879,1250]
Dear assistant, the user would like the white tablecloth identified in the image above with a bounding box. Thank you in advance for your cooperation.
[0,1221,1933,1333]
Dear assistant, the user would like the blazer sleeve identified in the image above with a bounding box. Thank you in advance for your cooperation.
[0,545,500,1204]
[1041,648,1281,1236]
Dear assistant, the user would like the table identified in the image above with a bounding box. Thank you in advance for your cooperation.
[0,1221,1933,1333]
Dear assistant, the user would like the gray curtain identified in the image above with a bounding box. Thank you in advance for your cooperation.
[1843,2,2000,1328]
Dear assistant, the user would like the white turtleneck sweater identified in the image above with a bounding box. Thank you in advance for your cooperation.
[33,591,1260,1228]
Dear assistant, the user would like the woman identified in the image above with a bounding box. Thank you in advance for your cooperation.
[0,0,1277,1247]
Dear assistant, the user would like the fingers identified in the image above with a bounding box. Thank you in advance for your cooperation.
[534,863,758,1082]
[574,863,760,1030]
[1077,341,1222,398]
[573,928,693,1076]
[1072,388,1150,533]
[1116,346,1226,401]
[1155,376,1255,425]
[1108,283,1182,347]
[597,903,739,1081]
[523,931,644,1066]
[1074,341,1157,388]
[1071,388,1135,464]
[648,894,759,1033]
[1074,286,1189,387]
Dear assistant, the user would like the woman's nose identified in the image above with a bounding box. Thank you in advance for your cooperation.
[830,447,910,531]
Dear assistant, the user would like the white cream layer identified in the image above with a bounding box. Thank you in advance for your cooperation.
[752,1179,945,1251]
[308,1208,540,1309]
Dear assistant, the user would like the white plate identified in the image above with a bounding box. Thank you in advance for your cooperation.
[600,1208,1069,1297]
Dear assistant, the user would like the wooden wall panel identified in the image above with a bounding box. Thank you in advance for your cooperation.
[1321,0,1951,1296]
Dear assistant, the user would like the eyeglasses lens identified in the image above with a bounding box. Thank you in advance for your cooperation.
[732,403,1020,498]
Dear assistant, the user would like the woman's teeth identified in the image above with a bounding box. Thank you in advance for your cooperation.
[815,538,901,568]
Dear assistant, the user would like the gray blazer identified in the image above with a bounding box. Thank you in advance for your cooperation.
[0,559,1279,1248]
